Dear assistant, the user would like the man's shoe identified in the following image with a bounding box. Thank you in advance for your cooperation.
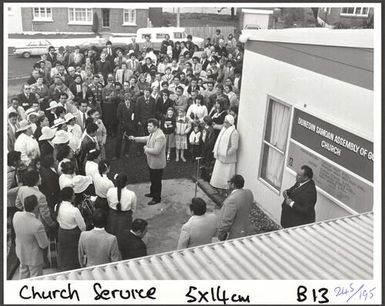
[144,193,154,198]
[147,199,160,205]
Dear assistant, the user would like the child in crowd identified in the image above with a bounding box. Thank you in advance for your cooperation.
[175,108,191,162]
[189,124,202,160]
[161,107,176,161]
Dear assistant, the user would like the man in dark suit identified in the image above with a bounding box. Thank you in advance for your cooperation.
[95,53,113,85]
[156,89,175,120]
[46,46,57,67]
[113,94,136,160]
[281,165,317,228]
[117,218,148,260]
[39,155,60,215]
[135,88,157,155]
[18,84,38,110]
[218,175,254,241]
[78,123,98,174]
[127,37,140,55]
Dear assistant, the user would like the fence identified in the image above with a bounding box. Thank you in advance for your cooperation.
[185,26,237,40]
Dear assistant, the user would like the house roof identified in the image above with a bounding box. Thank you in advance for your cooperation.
[241,28,373,48]
[33,212,373,280]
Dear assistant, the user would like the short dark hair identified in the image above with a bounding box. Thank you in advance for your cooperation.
[98,160,110,175]
[131,218,148,232]
[87,149,100,161]
[56,145,71,162]
[161,81,168,87]
[86,122,99,134]
[229,174,245,189]
[24,195,38,212]
[23,169,40,187]
[187,34,192,39]
[8,151,21,166]
[59,92,68,99]
[93,209,107,228]
[8,112,18,119]
[203,115,213,126]
[60,187,74,202]
[147,118,159,127]
[41,154,55,168]
[190,198,207,216]
[301,165,313,179]
[87,109,97,117]
[61,161,75,175]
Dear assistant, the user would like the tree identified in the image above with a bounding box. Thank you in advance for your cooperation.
[92,12,99,35]
[311,8,319,27]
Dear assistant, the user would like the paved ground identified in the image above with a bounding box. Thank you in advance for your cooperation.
[12,178,220,279]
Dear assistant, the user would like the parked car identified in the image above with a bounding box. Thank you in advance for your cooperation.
[78,37,130,56]
[136,27,204,52]
[12,39,52,58]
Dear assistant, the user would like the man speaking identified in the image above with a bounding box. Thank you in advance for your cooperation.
[129,118,166,205]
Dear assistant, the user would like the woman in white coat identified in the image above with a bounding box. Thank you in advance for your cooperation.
[210,115,239,192]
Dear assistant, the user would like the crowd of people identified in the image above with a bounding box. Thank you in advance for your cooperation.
[7,28,249,279]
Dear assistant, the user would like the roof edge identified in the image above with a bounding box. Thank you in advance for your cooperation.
[241,28,373,48]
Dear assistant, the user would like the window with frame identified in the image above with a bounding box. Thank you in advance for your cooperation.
[123,9,136,25]
[340,7,369,17]
[156,33,168,39]
[68,8,93,24]
[33,7,52,21]
[259,97,291,191]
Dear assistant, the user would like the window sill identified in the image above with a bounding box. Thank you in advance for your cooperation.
[258,177,281,195]
[32,18,54,22]
[68,22,93,25]
[122,23,137,26]
[340,13,369,17]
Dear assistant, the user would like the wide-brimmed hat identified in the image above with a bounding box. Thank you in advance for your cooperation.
[39,126,56,141]
[25,108,39,120]
[16,120,33,133]
[46,101,59,110]
[52,118,66,128]
[64,113,76,123]
[52,130,70,144]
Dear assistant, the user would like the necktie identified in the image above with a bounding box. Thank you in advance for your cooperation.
[83,113,86,128]
[122,70,126,82]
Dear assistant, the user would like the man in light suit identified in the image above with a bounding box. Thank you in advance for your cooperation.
[177,198,218,249]
[281,165,317,228]
[129,118,166,205]
[75,100,91,132]
[14,195,49,279]
[78,209,121,268]
[218,175,254,241]
[115,62,133,85]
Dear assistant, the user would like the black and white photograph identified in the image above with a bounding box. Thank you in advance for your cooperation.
[3,2,381,304]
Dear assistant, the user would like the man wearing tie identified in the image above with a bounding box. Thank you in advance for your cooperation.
[17,84,37,111]
[280,165,317,228]
[135,88,157,156]
[105,41,114,63]
[127,53,141,74]
[115,62,133,85]
[75,100,91,132]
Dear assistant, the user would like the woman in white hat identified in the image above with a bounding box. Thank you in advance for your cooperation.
[14,120,40,166]
[38,126,56,158]
[52,129,70,162]
[65,113,82,152]
[46,101,60,126]
[210,114,239,192]
[59,161,94,205]
[25,108,39,133]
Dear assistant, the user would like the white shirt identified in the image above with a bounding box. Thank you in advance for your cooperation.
[189,130,201,145]
[94,174,114,198]
[107,187,137,212]
[186,104,208,122]
[14,133,40,166]
[85,161,99,180]
[59,173,93,194]
[56,201,86,231]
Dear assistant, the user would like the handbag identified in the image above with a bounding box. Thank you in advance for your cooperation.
[77,195,95,231]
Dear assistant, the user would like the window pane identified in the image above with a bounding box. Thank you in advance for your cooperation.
[260,145,285,189]
[174,32,182,39]
[341,8,348,14]
[355,7,362,15]
[34,8,39,16]
[348,7,354,14]
[362,7,368,14]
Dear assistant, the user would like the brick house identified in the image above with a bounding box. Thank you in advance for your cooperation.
[20,7,153,34]
[317,7,374,28]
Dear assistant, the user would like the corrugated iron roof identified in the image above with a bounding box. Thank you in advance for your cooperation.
[34,212,373,280]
